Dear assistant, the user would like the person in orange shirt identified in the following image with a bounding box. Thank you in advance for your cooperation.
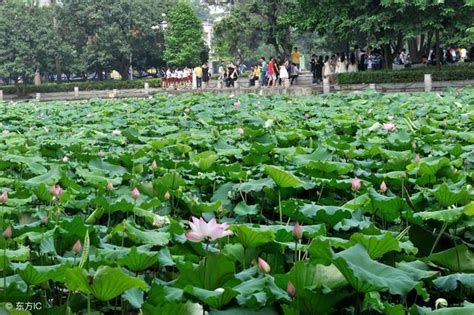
[291,47,302,69]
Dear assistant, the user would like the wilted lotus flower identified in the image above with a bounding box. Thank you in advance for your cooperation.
[0,191,8,204]
[237,128,244,136]
[2,129,9,136]
[380,181,387,193]
[234,100,241,109]
[111,129,121,136]
[152,214,170,228]
[62,156,69,163]
[352,177,361,192]
[382,122,396,132]
[293,223,302,240]
[151,160,158,170]
[98,149,105,157]
[50,185,63,198]
[106,181,114,192]
[184,107,190,113]
[185,216,233,242]
[164,191,171,201]
[72,240,82,254]
[3,225,12,239]
[287,281,296,297]
[131,188,140,200]
[257,257,271,273]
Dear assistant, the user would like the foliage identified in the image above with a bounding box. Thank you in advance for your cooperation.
[0,89,473,313]
[164,1,207,67]
[0,78,161,95]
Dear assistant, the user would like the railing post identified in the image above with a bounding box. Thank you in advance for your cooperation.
[74,87,79,98]
[323,78,330,94]
[144,82,150,95]
[424,74,432,92]
[369,83,376,91]
[36,93,41,101]
[0,90,3,101]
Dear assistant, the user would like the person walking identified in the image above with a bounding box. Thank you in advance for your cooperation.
[202,63,210,88]
[260,57,268,86]
[194,64,203,88]
[267,57,277,87]
[279,59,290,87]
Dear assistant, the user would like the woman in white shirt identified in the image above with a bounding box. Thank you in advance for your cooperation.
[347,52,358,72]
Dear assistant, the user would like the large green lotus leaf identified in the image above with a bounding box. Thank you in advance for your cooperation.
[142,301,203,315]
[176,253,235,290]
[367,189,406,222]
[298,203,352,226]
[191,151,218,171]
[118,246,158,272]
[430,183,469,207]
[123,287,144,309]
[64,266,147,301]
[24,165,62,187]
[183,286,237,309]
[292,147,333,166]
[350,232,402,259]
[233,201,259,216]
[11,262,64,285]
[433,273,474,291]
[413,206,465,224]
[76,167,122,188]
[429,305,474,314]
[237,178,275,193]
[154,172,186,190]
[276,261,347,293]
[395,261,438,281]
[210,307,279,315]
[231,225,275,249]
[124,221,170,246]
[408,156,450,176]
[429,245,474,272]
[332,244,417,295]
[88,158,127,176]
[343,193,371,210]
[264,165,304,188]
[211,182,234,209]
[305,160,354,175]
[0,246,30,263]
[3,154,47,175]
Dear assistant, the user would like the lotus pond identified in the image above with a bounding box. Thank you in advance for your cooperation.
[0,89,473,315]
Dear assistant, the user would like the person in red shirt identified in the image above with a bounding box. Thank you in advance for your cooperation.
[267,57,276,87]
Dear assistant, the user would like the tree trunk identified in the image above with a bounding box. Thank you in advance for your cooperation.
[435,29,441,70]
[381,44,392,70]
[55,59,62,82]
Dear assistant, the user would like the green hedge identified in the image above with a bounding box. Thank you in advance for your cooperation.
[337,64,474,84]
[0,78,161,95]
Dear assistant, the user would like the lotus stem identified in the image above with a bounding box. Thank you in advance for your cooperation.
[3,241,6,302]
[294,240,298,263]
[87,293,91,315]
[429,222,448,255]
[278,190,282,225]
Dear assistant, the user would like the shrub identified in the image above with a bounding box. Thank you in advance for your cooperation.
[337,64,474,84]
[0,78,161,95]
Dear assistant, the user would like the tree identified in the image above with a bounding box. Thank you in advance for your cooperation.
[164,1,207,67]
[0,1,57,87]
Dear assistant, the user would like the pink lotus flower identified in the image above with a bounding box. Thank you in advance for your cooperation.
[62,156,69,163]
[106,181,114,192]
[50,185,63,198]
[380,181,387,193]
[98,149,105,157]
[258,257,270,273]
[185,216,233,242]
[234,100,241,109]
[151,160,158,170]
[382,122,396,132]
[131,188,140,200]
[352,177,361,192]
[415,154,420,162]
[237,128,244,136]
[287,281,296,297]
[0,191,8,204]
[164,191,171,201]
[293,223,302,240]
[3,225,12,239]
[72,240,82,254]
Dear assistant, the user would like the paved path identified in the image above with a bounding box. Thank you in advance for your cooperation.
[1,76,473,102]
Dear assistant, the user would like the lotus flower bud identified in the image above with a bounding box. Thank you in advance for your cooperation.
[3,225,12,239]
[50,185,63,198]
[352,177,361,192]
[72,240,82,254]
[234,100,241,109]
[293,223,302,240]
[258,257,270,273]
[164,191,171,201]
[304,113,310,119]
[42,216,48,225]
[184,108,190,113]
[151,160,158,170]
[98,149,105,157]
[380,181,387,193]
[62,156,69,163]
[131,188,140,200]
[106,181,114,192]
[415,154,420,162]
[237,128,244,136]
[0,191,8,204]
[287,281,296,297]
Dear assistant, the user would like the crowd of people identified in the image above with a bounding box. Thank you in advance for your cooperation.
[160,44,472,89]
